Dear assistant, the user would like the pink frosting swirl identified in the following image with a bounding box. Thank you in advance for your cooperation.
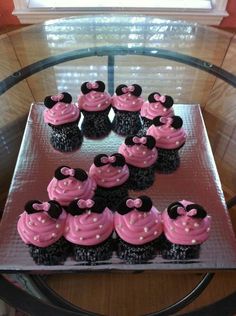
[64,208,114,246]
[115,207,163,245]
[17,209,67,247]
[162,200,211,245]
[118,143,157,168]
[89,163,129,188]
[47,176,97,206]
[140,100,174,120]
[78,91,111,112]
[147,119,186,150]
[44,102,80,126]
[112,94,144,112]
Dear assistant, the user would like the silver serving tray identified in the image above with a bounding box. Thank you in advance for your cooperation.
[0,103,236,273]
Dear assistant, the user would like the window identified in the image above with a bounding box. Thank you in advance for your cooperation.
[13,0,228,24]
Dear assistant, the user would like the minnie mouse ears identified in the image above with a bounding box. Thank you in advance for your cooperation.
[24,200,62,219]
[67,197,107,216]
[81,81,105,94]
[116,196,153,215]
[148,92,174,109]
[44,92,72,109]
[54,166,88,181]
[152,115,183,129]
[125,135,156,150]
[167,201,207,219]
[93,153,126,168]
[116,84,142,97]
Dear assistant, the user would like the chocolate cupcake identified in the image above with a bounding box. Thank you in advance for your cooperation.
[147,115,186,173]
[78,81,112,138]
[111,84,144,136]
[64,197,114,263]
[47,166,97,207]
[114,196,163,263]
[162,200,211,260]
[118,135,157,190]
[44,92,83,152]
[17,200,69,265]
[89,153,130,209]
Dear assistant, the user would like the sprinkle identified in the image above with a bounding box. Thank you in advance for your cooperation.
[106,168,111,173]
[66,104,69,107]
[98,170,102,174]
[128,93,131,97]
[194,223,199,227]
[138,214,142,218]
[207,227,210,232]
[79,237,83,240]
[129,220,134,225]
[171,127,174,130]
[105,101,109,104]
[182,222,187,226]
[154,105,158,109]
[78,186,81,189]
[63,181,68,186]
[143,161,147,165]
[185,228,190,232]
[170,227,174,231]
[37,216,42,221]
[144,227,149,233]
[129,153,132,157]
[41,219,46,224]
[87,210,91,215]
[101,94,104,97]
[176,141,180,145]
[97,104,101,108]
[143,213,147,217]
[118,169,122,173]
[154,231,158,235]
[52,232,57,238]
[158,126,162,130]
[139,236,144,240]
[99,224,103,229]
[101,179,105,183]
[116,178,120,182]
[155,219,159,223]
[132,101,136,105]
[96,234,100,239]
[72,111,75,115]
[166,136,170,139]
[142,151,146,155]
[56,224,60,229]
[66,226,69,232]
[93,218,98,222]
[163,108,167,112]
[61,111,65,115]
[33,236,38,241]
[191,239,197,244]
[28,221,33,226]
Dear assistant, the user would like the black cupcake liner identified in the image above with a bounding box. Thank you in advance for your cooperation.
[71,235,114,264]
[81,107,112,138]
[127,164,155,191]
[141,116,153,130]
[112,110,142,136]
[161,238,200,261]
[29,237,70,265]
[50,123,83,152]
[155,148,180,173]
[94,184,129,210]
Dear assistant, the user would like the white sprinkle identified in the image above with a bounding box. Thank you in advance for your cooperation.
[33,236,38,241]
[87,210,91,215]
[99,224,103,229]
[155,219,159,223]
[116,178,120,182]
[132,101,136,105]
[101,179,105,183]
[144,227,149,233]
[194,223,199,227]
[207,227,210,232]
[61,111,65,115]
[185,228,190,232]
[78,186,81,189]
[79,236,83,240]
[118,169,122,173]
[98,170,102,174]
[166,136,170,139]
[106,168,111,173]
[154,231,158,235]
[191,239,197,244]
[28,221,33,226]
[41,219,46,224]
[158,126,162,130]
[66,226,69,232]
[143,213,147,217]
[171,127,174,130]
[101,94,104,97]
[163,108,167,112]
[142,151,146,155]
[37,216,42,221]
[56,224,60,229]
[143,161,147,165]
[96,234,100,239]
[93,218,98,222]
[72,111,75,115]
[105,101,109,104]
[139,236,144,240]
[63,181,67,186]
[182,222,187,226]
[170,226,174,231]
[65,104,69,107]
[138,214,142,218]
[129,153,132,157]
[154,105,158,109]
[129,220,134,225]
[97,104,101,108]
[128,93,131,97]
[52,232,57,238]
[176,141,180,145]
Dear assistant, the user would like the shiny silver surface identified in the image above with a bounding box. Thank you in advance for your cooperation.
[0,103,236,272]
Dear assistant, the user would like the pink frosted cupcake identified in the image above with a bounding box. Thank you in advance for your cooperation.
[78,81,112,138]
[47,166,97,207]
[114,196,163,263]
[89,153,130,209]
[65,197,114,263]
[162,200,211,260]
[17,200,68,265]
[140,92,174,131]
[111,84,144,136]
[44,92,83,152]
[147,115,186,173]
[118,135,157,190]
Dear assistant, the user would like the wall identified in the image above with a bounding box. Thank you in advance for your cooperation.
[0,0,235,27]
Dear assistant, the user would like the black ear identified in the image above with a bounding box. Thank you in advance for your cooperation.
[132,84,142,97]
[111,153,126,167]
[81,82,90,94]
[91,197,107,213]
[54,165,70,180]
[148,92,160,103]
[145,136,156,149]
[67,199,84,216]
[186,204,207,219]
[47,200,63,219]
[24,200,42,214]
[124,136,135,146]
[163,95,174,109]
[74,169,88,181]
[44,96,56,109]
[137,196,153,212]
[116,84,127,96]
[95,81,105,92]
[153,116,164,127]
[93,154,108,167]
[61,92,72,103]
[171,116,183,129]
[167,201,184,219]
[115,197,131,215]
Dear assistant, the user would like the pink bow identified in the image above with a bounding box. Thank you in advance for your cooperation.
[154,94,166,103]
[132,136,147,145]
[51,94,63,102]
[33,202,50,212]
[77,199,94,209]
[160,116,173,127]
[122,86,135,94]
[86,82,98,90]
[177,207,197,217]
[61,167,75,177]
[101,156,116,164]
[126,198,142,209]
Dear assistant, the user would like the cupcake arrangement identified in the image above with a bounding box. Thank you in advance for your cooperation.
[16,82,212,265]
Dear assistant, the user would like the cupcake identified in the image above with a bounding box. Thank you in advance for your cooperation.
[118,135,157,190]
[65,197,114,263]
[44,92,83,152]
[78,81,112,138]
[147,115,186,173]
[89,153,130,209]
[114,196,163,263]
[162,200,211,260]
[17,200,68,265]
[140,92,174,131]
[47,166,97,207]
[111,84,144,136]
